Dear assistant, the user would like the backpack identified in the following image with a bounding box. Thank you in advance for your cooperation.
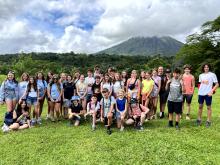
[4,111,14,126]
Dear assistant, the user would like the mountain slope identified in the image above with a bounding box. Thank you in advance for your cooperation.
[97,36,184,56]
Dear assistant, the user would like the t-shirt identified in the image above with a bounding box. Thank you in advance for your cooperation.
[100,96,115,116]
[113,81,123,94]
[63,82,75,99]
[49,83,63,100]
[92,83,102,101]
[116,98,126,112]
[37,80,47,97]
[142,79,154,94]
[168,78,183,102]
[70,104,83,113]
[102,82,112,92]
[77,81,87,96]
[28,88,37,98]
[87,101,100,112]
[151,76,161,97]
[182,74,194,94]
[85,77,95,95]
[18,81,28,99]
[198,72,218,96]
[159,74,166,93]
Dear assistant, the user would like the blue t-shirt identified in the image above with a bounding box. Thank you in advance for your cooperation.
[49,83,63,100]
[116,98,126,112]
[37,80,47,97]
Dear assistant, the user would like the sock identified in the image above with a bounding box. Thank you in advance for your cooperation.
[175,122,179,126]
[162,112,164,116]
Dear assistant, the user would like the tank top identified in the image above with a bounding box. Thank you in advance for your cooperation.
[116,98,126,112]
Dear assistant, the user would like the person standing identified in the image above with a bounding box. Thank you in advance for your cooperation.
[197,64,219,127]
[182,64,195,120]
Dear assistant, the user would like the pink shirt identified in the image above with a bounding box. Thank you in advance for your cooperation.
[182,74,194,94]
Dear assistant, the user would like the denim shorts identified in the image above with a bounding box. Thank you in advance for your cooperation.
[183,94,193,104]
[5,92,17,101]
[116,111,124,119]
[26,96,38,106]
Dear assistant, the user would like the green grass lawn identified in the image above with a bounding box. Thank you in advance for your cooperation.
[0,89,220,165]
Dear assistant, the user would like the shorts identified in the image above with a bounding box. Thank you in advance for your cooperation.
[5,93,17,101]
[116,111,125,119]
[183,94,193,104]
[198,95,212,106]
[86,94,92,102]
[159,91,169,104]
[48,98,61,103]
[26,96,38,106]
[70,115,81,121]
[63,99,71,108]
[167,101,182,114]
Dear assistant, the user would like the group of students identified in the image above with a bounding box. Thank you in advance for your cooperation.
[0,64,219,134]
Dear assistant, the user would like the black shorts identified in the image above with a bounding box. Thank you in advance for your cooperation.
[70,116,81,121]
[48,98,61,103]
[159,91,169,104]
[183,94,193,104]
[168,101,182,114]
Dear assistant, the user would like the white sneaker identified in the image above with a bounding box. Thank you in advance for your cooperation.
[46,114,50,120]
[2,123,9,133]
[120,126,124,131]
[92,125,96,131]
[37,118,42,125]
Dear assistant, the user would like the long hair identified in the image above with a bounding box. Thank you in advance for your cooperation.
[27,76,38,92]
[16,100,29,117]
[46,71,53,83]
[6,70,18,84]
[20,72,29,81]
[103,73,111,84]
[36,71,45,81]
[49,75,61,93]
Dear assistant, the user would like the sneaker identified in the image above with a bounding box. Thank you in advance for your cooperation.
[196,119,202,126]
[145,119,149,122]
[2,123,9,133]
[186,115,191,120]
[175,125,180,130]
[160,113,165,119]
[120,126,124,132]
[37,118,42,125]
[46,114,50,120]
[31,119,36,126]
[107,129,112,135]
[206,121,211,128]
[92,125,96,131]
[139,125,144,131]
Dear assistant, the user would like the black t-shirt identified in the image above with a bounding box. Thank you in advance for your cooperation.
[159,74,166,93]
[70,104,83,113]
[63,82,75,99]
[92,83,102,101]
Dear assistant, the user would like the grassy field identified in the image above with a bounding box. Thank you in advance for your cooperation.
[0,89,220,165]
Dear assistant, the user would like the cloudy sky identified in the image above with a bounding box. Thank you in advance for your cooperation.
[0,0,219,54]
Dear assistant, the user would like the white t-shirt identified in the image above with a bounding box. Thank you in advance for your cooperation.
[28,88,37,98]
[102,82,112,92]
[18,81,28,99]
[87,101,100,112]
[113,81,123,94]
[198,72,218,96]
[85,77,95,95]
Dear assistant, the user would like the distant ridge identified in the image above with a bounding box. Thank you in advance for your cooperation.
[97,36,184,56]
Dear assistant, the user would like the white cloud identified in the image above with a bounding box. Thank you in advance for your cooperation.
[0,0,219,54]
